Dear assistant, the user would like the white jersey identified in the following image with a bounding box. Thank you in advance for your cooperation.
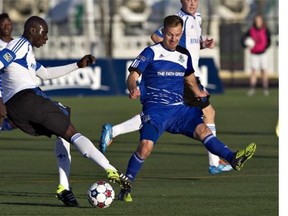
[0,39,9,97]
[1,37,41,103]
[154,9,203,77]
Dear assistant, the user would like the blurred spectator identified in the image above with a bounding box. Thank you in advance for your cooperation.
[241,14,271,96]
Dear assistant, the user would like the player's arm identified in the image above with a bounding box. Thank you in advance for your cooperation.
[37,54,96,80]
[151,32,163,43]
[184,73,208,98]
[151,25,164,44]
[126,70,141,99]
[0,48,16,69]
[184,48,207,97]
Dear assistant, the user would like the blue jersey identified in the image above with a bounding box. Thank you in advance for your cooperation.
[153,10,203,77]
[129,43,194,105]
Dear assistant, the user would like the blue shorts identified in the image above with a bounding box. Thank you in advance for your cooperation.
[140,103,204,143]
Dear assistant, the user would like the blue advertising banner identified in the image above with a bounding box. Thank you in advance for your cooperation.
[38,58,223,96]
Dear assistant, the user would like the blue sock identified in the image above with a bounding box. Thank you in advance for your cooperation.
[126,153,144,182]
[1,118,14,131]
[203,134,235,163]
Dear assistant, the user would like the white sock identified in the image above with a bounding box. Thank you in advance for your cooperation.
[112,114,141,138]
[206,124,220,167]
[71,133,116,170]
[54,137,71,190]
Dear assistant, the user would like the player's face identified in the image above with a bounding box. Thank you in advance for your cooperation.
[0,18,13,37]
[181,0,199,16]
[33,24,48,48]
[162,25,183,50]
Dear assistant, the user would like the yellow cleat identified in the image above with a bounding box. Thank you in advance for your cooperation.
[118,189,133,202]
[231,143,256,171]
[106,169,132,190]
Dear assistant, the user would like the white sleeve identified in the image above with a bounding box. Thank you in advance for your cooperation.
[36,62,79,80]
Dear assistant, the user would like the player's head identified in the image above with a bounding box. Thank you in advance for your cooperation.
[0,13,13,39]
[23,16,48,48]
[162,15,183,51]
[180,0,199,16]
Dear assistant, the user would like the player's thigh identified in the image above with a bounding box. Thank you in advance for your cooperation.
[40,102,70,137]
[166,106,204,138]
[6,89,70,137]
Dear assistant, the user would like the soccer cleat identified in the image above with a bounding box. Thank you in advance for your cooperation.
[56,184,79,207]
[118,189,133,202]
[106,169,132,190]
[99,123,113,154]
[231,143,257,171]
[208,164,233,175]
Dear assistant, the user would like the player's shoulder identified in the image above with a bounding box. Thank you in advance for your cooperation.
[195,12,202,18]
[0,39,8,51]
[176,45,190,56]
[6,37,29,50]
[137,43,158,60]
[195,12,202,22]
[147,43,162,53]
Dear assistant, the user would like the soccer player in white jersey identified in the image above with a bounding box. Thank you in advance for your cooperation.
[0,16,131,207]
[99,0,232,175]
[0,13,79,207]
[0,13,15,132]
[117,15,256,201]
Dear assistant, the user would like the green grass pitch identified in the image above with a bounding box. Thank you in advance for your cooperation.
[0,88,278,215]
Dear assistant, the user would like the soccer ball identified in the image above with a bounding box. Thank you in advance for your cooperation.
[244,37,255,48]
[87,181,115,208]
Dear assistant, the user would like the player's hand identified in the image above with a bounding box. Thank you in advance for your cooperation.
[77,54,96,68]
[129,88,140,99]
[203,38,215,49]
[197,90,209,98]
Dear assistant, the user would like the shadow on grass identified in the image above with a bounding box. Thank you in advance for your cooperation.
[0,191,92,208]
[0,201,91,208]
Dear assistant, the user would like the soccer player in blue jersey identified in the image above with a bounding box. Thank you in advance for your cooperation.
[100,0,232,175]
[118,15,256,202]
[0,16,131,207]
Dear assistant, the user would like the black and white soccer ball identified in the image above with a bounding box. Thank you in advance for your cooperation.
[87,181,115,208]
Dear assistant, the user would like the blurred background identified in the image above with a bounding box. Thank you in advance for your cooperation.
[0,0,279,91]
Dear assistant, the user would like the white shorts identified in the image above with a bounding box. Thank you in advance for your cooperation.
[250,52,268,71]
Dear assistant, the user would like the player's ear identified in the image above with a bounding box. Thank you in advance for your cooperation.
[29,27,36,35]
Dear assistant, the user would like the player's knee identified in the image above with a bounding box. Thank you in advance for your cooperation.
[64,124,78,140]
[136,140,154,159]
[194,123,212,140]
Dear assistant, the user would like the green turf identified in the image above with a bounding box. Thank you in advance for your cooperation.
[0,88,278,215]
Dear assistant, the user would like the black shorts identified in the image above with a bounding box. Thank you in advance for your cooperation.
[183,77,211,109]
[5,88,71,138]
